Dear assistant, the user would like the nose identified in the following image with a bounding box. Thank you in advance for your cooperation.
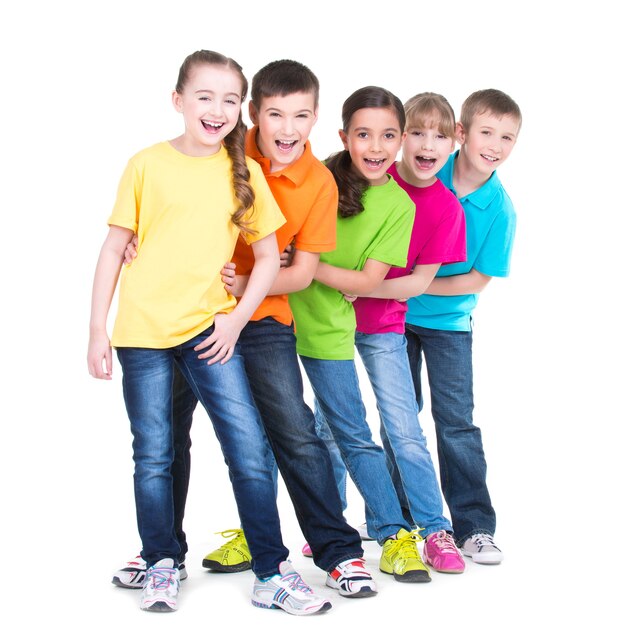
[281,116,295,135]
[370,135,383,152]
[208,99,223,117]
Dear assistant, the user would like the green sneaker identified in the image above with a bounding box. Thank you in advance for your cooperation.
[379,528,431,583]
[202,528,252,573]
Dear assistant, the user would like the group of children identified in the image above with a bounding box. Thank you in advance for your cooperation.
[87,49,521,615]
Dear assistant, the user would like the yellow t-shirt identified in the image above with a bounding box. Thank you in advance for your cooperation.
[108,142,285,348]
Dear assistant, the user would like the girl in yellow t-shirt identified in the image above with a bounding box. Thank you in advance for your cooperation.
[87,50,330,615]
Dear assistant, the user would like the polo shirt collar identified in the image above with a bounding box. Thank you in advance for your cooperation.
[449,151,502,210]
[245,126,313,185]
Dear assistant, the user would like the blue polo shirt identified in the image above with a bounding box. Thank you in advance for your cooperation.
[406,152,516,332]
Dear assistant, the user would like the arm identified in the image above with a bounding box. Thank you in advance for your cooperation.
[425,268,492,296]
[363,263,441,300]
[87,225,135,379]
[314,258,392,297]
[195,232,280,365]
[223,248,320,297]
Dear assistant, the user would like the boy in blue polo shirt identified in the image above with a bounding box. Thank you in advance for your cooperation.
[401,89,522,564]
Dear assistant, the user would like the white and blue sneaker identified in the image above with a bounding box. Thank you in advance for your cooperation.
[326,558,377,598]
[251,561,332,615]
[140,558,180,612]
[112,555,187,589]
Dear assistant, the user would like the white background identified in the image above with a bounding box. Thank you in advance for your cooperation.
[2,1,623,623]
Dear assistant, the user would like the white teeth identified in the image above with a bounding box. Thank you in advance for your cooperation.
[277,140,296,145]
[366,158,383,164]
[482,154,497,162]
[203,121,223,128]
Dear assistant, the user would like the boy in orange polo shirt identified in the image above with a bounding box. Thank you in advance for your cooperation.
[114,60,375,607]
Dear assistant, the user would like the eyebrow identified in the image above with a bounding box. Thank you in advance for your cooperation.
[265,107,314,114]
[353,126,399,133]
[195,89,241,99]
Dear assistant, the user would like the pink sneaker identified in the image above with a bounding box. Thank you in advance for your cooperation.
[423,531,465,573]
[302,542,313,558]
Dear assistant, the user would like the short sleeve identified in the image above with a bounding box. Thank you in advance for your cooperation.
[293,178,338,253]
[108,158,141,232]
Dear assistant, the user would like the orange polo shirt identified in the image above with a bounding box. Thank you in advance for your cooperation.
[232,127,338,326]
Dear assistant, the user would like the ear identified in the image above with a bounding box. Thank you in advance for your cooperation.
[401,130,407,145]
[338,129,348,150]
[172,90,183,113]
[249,101,259,125]
[455,121,466,145]
[311,107,319,126]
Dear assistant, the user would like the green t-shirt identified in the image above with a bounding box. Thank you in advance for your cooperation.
[290,176,414,360]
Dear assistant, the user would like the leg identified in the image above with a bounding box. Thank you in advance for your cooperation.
[412,324,496,543]
[356,332,451,537]
[171,365,197,562]
[117,347,180,567]
[299,356,407,543]
[239,319,362,572]
[176,328,288,579]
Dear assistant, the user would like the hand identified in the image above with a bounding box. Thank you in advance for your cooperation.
[221,262,247,297]
[280,243,295,268]
[87,330,113,379]
[124,235,139,265]
[194,313,243,365]
[342,292,357,303]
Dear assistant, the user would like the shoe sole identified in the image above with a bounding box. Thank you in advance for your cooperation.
[379,567,431,583]
[326,582,378,598]
[461,551,503,565]
[251,599,333,615]
[202,558,251,573]
[141,601,177,612]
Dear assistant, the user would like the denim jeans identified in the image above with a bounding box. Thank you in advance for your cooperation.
[171,318,363,572]
[117,325,288,576]
[299,355,408,544]
[404,323,496,543]
[355,331,452,537]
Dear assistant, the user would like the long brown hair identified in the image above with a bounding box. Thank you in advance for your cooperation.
[326,86,405,218]
[176,50,256,234]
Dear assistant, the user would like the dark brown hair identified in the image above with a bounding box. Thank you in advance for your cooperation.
[251,59,320,109]
[176,50,256,234]
[326,86,405,218]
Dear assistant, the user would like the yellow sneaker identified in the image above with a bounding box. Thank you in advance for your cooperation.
[202,529,252,573]
[379,528,431,582]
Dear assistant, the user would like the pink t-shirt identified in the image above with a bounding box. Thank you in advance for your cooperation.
[353,162,466,334]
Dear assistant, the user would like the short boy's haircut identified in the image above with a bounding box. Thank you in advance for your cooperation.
[460,88,522,131]
[404,92,456,139]
[251,59,320,109]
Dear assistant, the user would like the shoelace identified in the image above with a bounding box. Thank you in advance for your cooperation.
[394,530,423,561]
[471,533,499,550]
[430,531,459,554]
[147,567,177,590]
[282,571,314,594]
[215,528,245,547]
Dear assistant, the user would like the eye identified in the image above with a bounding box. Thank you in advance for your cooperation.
[502,135,513,142]
[411,130,424,136]
[199,96,210,101]
[436,134,448,140]
[269,112,281,117]
[384,132,396,140]
[481,130,491,136]
[297,113,310,119]
[357,131,368,139]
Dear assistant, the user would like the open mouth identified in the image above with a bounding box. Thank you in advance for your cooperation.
[364,158,386,170]
[202,120,224,134]
[481,153,498,163]
[276,140,297,153]
[415,156,436,170]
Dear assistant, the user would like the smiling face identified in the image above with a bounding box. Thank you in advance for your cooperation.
[339,107,404,186]
[172,63,244,157]
[397,119,455,188]
[250,91,318,172]
[457,111,519,179]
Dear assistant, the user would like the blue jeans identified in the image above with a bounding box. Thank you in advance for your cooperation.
[117,326,288,576]
[299,355,408,544]
[171,318,363,572]
[404,323,496,543]
[355,331,452,537]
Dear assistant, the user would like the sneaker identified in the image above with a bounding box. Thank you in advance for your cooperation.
[251,561,333,615]
[357,522,375,541]
[140,558,180,612]
[112,555,187,589]
[379,528,431,583]
[423,531,465,573]
[202,528,251,573]
[326,558,377,598]
[301,542,313,558]
[461,533,503,564]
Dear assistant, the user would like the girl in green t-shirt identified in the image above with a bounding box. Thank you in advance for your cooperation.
[289,86,429,583]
